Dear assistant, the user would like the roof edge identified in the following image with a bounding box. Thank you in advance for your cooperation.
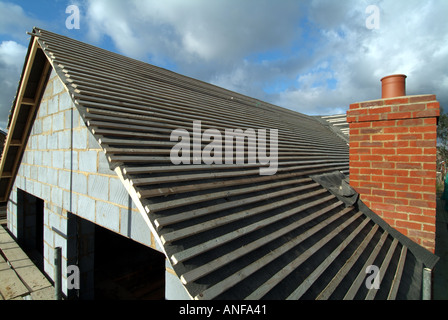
[0,32,52,203]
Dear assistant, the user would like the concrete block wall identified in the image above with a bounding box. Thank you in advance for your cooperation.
[7,69,168,297]
[165,259,191,300]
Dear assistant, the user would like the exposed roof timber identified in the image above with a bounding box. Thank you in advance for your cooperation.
[0,37,51,203]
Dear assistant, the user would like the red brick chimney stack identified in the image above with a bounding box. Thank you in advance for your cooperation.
[347,75,440,253]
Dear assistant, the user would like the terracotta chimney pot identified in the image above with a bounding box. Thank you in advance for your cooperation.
[381,74,407,99]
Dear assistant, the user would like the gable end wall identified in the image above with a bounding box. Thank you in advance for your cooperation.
[6,69,167,296]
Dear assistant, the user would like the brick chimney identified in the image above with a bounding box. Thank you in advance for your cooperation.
[347,75,440,253]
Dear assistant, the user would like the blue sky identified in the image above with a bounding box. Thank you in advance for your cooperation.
[0,0,447,131]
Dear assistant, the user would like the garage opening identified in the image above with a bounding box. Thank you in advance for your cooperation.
[94,224,165,300]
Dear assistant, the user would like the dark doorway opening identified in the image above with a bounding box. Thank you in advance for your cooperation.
[94,224,165,300]
[16,189,44,270]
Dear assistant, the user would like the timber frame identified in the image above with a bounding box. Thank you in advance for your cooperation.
[0,37,51,203]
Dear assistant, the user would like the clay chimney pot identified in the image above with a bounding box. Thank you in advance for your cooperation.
[381,74,407,99]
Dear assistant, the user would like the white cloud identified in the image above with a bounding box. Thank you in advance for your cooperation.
[1,0,446,130]
[84,0,303,65]
[83,0,448,116]
[0,40,26,73]
[275,0,448,114]
[0,40,27,130]
[0,1,41,39]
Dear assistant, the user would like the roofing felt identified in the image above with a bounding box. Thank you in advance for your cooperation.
[0,27,439,299]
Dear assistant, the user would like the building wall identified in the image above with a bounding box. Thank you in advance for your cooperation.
[6,69,183,298]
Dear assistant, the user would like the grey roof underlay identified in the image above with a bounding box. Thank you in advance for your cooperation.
[0,28,439,300]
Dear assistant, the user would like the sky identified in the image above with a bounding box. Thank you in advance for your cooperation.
[0,0,447,131]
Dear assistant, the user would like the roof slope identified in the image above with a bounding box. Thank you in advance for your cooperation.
[0,28,439,300]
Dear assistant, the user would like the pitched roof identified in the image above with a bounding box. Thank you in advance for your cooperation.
[0,27,439,299]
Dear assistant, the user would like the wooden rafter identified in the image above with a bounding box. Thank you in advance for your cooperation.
[0,37,51,203]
